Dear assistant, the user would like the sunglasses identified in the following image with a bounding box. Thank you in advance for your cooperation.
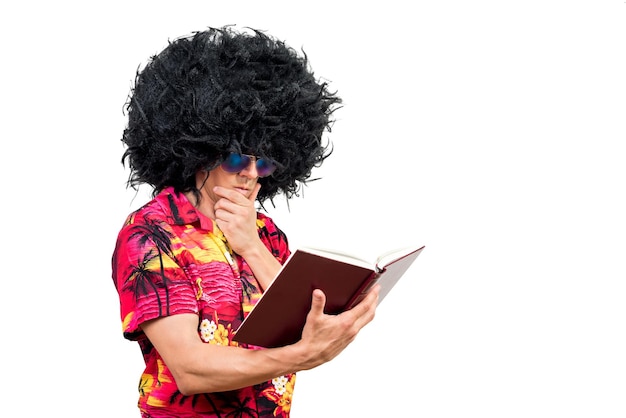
[221,153,277,178]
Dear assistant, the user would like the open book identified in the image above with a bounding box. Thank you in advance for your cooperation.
[232,244,425,348]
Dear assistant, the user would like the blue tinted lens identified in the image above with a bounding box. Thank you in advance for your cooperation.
[222,153,251,173]
[221,153,276,177]
[256,158,276,178]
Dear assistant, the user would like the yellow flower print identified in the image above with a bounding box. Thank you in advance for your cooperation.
[276,375,295,415]
[198,317,231,345]
[199,318,217,342]
[272,375,289,395]
[211,322,230,345]
[264,374,295,415]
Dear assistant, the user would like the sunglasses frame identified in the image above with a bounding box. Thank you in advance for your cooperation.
[221,153,276,178]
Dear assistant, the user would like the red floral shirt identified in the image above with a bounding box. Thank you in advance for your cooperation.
[112,187,293,417]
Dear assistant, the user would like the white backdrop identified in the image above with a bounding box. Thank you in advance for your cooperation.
[2,1,625,416]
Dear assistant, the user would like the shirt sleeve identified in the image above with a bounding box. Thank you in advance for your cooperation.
[256,213,291,265]
[112,220,198,341]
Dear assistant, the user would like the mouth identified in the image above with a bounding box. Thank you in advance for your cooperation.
[234,186,249,195]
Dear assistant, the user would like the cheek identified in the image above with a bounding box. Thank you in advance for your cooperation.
[206,168,227,187]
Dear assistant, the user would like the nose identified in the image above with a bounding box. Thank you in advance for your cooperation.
[239,157,259,178]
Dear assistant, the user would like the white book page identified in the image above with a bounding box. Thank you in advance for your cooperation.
[298,246,375,270]
[298,245,423,271]
[376,246,423,268]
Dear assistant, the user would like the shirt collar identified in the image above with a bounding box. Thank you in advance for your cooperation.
[155,186,216,233]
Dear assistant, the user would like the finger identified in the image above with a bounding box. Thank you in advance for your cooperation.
[213,186,241,202]
[213,196,236,214]
[214,207,233,223]
[213,185,258,205]
[309,289,326,316]
[248,183,261,203]
[344,284,379,322]
[361,284,380,309]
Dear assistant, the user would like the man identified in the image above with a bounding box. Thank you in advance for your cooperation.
[112,26,379,417]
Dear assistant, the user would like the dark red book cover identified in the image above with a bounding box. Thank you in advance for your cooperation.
[232,245,425,348]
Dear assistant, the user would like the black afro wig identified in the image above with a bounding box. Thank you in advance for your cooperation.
[121,26,342,204]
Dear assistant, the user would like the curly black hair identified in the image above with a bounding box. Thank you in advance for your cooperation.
[121,26,342,204]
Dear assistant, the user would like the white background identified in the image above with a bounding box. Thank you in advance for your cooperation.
[2,1,625,416]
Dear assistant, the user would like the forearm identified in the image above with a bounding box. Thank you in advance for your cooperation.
[175,342,306,395]
[143,286,379,396]
[237,239,283,290]
[143,313,312,395]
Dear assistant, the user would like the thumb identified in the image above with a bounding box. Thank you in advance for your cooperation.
[309,289,326,315]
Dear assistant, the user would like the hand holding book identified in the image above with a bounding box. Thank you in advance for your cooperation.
[233,245,425,348]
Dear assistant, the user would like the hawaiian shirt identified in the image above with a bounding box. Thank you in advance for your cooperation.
[112,187,294,417]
